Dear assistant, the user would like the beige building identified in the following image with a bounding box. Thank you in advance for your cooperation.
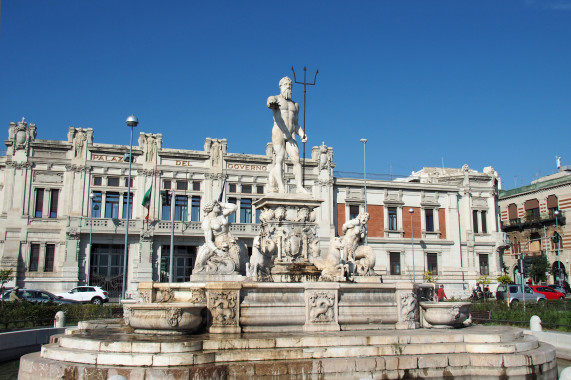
[498,166,570,286]
[0,119,508,299]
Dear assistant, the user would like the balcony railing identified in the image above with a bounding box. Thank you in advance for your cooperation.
[76,217,260,237]
[501,212,565,230]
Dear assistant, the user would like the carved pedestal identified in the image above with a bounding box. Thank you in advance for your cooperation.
[206,282,241,334]
[254,194,323,283]
[304,283,340,332]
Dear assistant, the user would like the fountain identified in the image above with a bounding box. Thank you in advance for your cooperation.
[17,76,558,379]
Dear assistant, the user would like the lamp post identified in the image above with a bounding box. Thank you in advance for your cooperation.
[409,208,415,283]
[555,210,561,287]
[87,192,94,286]
[360,138,368,245]
[122,115,138,300]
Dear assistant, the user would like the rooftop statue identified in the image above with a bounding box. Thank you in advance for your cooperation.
[267,76,308,194]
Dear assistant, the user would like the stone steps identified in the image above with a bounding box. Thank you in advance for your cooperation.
[18,323,559,379]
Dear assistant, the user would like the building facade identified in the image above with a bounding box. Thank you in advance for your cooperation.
[0,120,508,298]
[498,167,570,286]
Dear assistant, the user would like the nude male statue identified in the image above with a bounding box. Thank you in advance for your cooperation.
[267,76,308,194]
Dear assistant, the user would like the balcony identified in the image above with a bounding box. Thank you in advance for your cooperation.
[74,217,260,238]
[501,212,566,231]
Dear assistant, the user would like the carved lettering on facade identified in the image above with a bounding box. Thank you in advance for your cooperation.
[92,154,126,162]
[227,163,268,171]
[175,160,192,167]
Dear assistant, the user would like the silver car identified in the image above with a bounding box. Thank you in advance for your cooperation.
[496,284,546,305]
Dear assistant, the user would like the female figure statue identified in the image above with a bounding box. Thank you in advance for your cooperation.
[193,201,247,274]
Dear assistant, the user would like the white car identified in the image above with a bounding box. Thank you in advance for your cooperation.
[56,286,109,304]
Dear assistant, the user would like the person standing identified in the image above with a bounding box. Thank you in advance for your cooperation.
[437,284,447,301]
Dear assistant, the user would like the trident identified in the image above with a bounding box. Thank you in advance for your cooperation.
[291,66,318,189]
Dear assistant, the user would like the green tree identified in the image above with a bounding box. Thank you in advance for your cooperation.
[530,255,550,284]
[0,268,14,309]
[497,274,513,307]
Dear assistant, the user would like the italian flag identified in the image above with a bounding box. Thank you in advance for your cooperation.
[142,185,152,220]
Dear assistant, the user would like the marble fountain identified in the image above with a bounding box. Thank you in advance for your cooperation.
[18,77,558,379]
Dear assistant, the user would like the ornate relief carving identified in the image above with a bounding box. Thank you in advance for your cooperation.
[209,291,238,326]
[188,288,206,304]
[400,292,418,322]
[138,291,151,304]
[123,306,132,326]
[66,227,81,240]
[168,308,183,327]
[9,119,36,152]
[309,291,335,322]
[157,288,174,303]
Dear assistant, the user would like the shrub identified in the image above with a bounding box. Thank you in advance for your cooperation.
[0,302,113,331]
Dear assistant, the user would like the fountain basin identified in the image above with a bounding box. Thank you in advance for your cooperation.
[123,302,205,334]
[420,301,471,328]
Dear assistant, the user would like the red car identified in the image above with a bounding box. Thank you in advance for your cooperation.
[530,285,566,300]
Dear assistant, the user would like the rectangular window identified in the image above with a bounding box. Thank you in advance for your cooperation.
[161,202,171,221]
[191,196,201,222]
[192,181,201,191]
[49,189,59,218]
[479,254,489,275]
[29,244,40,272]
[44,244,55,272]
[176,181,188,191]
[256,185,264,194]
[255,208,261,223]
[425,209,434,232]
[93,176,102,186]
[105,192,120,218]
[472,210,479,233]
[390,252,401,275]
[160,246,196,282]
[34,189,44,218]
[91,192,102,218]
[427,253,438,275]
[124,177,133,187]
[107,177,120,187]
[242,184,252,194]
[229,184,237,193]
[349,205,360,220]
[481,210,487,233]
[388,207,397,231]
[240,198,252,223]
[122,193,133,219]
[228,198,237,223]
[163,180,171,189]
[175,195,188,221]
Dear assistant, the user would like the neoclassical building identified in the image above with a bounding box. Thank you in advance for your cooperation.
[0,119,508,298]
[498,166,570,285]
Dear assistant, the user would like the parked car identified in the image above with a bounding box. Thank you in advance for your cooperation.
[547,284,567,296]
[495,284,547,305]
[530,285,565,300]
[56,286,109,304]
[2,288,78,304]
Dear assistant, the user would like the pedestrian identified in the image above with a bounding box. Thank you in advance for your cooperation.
[437,284,447,301]
[9,286,22,301]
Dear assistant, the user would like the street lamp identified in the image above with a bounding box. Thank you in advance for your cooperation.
[122,115,138,300]
[87,192,95,286]
[554,210,561,287]
[409,208,415,283]
[360,139,368,245]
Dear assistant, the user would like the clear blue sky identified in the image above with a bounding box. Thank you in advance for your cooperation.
[1,1,570,190]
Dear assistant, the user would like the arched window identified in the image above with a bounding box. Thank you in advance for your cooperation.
[529,232,542,253]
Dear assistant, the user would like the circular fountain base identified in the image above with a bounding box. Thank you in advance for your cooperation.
[18,320,558,379]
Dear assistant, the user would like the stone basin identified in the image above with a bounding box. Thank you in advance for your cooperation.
[420,301,472,329]
[123,302,205,334]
